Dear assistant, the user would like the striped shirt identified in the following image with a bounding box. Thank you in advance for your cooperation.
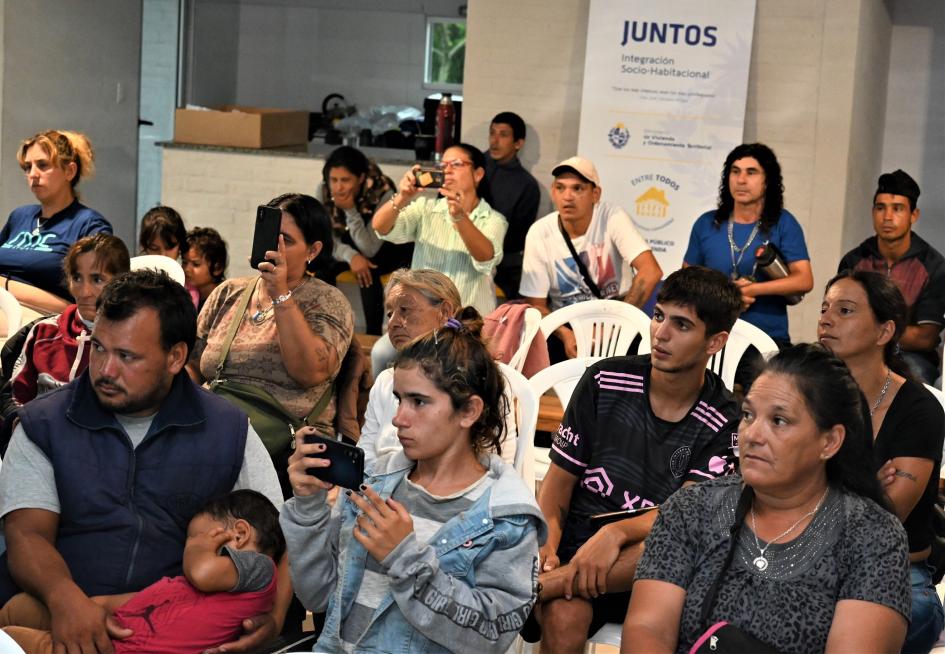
[378,196,507,315]
[339,470,497,651]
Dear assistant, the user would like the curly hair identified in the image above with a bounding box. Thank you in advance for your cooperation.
[393,306,508,456]
[185,227,228,283]
[714,142,784,233]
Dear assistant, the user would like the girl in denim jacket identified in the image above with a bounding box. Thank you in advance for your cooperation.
[281,309,546,653]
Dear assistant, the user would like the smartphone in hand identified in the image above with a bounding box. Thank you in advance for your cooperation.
[303,433,365,490]
[250,205,283,270]
[414,166,444,189]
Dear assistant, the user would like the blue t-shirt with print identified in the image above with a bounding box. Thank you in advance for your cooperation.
[683,209,809,342]
[0,201,111,299]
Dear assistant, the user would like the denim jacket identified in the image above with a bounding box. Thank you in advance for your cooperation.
[280,452,546,653]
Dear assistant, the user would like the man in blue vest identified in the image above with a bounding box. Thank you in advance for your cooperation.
[0,269,284,653]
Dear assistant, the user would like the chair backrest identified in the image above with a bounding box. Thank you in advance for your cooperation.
[528,357,598,409]
[130,254,186,286]
[707,319,779,390]
[507,307,542,373]
[539,299,651,358]
[497,362,538,490]
[0,288,23,338]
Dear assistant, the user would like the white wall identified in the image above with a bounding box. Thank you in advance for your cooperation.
[187,0,463,112]
[881,0,944,253]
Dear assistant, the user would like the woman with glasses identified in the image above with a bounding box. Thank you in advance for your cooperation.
[372,144,507,316]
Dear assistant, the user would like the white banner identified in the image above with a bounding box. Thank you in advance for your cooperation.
[577,0,757,271]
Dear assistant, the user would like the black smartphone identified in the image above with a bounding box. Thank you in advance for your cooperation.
[303,433,365,490]
[250,205,283,270]
[589,504,659,527]
[414,165,444,189]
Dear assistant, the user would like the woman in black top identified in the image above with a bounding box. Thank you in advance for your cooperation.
[819,269,945,653]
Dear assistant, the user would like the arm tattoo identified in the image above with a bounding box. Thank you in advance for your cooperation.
[894,470,918,483]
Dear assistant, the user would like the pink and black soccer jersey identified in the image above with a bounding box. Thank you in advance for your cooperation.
[550,355,739,521]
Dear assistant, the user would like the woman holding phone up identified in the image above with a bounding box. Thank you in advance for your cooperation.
[281,318,545,654]
[188,193,353,496]
[372,144,507,317]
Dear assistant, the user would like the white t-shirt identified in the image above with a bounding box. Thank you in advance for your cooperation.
[519,202,650,311]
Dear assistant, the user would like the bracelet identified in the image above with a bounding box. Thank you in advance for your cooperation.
[450,212,466,224]
[389,195,404,214]
[271,290,293,307]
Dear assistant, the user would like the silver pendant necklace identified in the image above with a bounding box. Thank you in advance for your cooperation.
[750,487,829,571]
[727,219,760,280]
[869,368,892,416]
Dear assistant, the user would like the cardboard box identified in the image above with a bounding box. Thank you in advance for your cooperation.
[174,105,309,149]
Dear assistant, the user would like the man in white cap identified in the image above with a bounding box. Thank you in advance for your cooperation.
[520,156,662,358]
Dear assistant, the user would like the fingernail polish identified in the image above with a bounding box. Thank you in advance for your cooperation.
[359,484,367,491]
[345,490,352,496]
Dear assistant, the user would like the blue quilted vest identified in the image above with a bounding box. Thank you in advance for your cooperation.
[0,371,246,601]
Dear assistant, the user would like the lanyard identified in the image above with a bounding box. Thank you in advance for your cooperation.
[727,219,760,280]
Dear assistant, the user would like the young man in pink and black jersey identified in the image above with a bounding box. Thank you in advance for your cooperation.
[525,266,742,653]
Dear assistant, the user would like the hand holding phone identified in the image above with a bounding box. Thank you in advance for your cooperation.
[414,165,444,189]
[250,205,283,270]
[303,432,365,490]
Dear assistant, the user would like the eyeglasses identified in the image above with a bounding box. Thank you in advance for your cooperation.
[441,159,473,171]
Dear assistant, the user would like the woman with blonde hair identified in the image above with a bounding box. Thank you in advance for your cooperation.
[0,130,111,314]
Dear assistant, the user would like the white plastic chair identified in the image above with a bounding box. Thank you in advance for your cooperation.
[924,384,945,464]
[539,300,651,358]
[130,254,186,286]
[707,318,779,391]
[498,362,539,492]
[0,288,23,338]
[527,357,599,486]
[508,307,543,373]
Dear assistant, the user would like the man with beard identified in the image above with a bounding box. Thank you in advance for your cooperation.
[523,267,741,653]
[0,269,284,653]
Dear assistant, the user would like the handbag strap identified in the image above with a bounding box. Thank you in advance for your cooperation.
[213,278,259,382]
[558,217,602,299]
[699,484,755,628]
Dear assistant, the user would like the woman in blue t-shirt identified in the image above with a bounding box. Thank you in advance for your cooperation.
[684,143,812,345]
[0,130,111,314]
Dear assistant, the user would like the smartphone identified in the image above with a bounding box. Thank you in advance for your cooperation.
[589,504,659,527]
[303,433,365,490]
[250,205,283,270]
[414,166,444,189]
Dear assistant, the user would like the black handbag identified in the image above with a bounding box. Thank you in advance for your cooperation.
[689,486,782,654]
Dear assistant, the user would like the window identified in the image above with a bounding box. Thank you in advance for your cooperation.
[424,17,466,91]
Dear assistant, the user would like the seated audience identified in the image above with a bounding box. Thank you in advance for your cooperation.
[281,317,545,653]
[360,268,515,469]
[138,205,186,259]
[624,344,911,654]
[318,146,413,335]
[0,269,286,652]
[484,111,541,299]
[0,130,111,314]
[10,233,130,405]
[838,169,945,385]
[520,156,661,360]
[1,489,284,654]
[372,143,507,317]
[182,226,227,312]
[525,266,740,652]
[819,269,945,651]
[684,143,813,347]
[189,193,353,497]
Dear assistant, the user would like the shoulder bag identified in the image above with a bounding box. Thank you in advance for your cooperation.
[208,279,332,461]
[688,485,782,654]
[558,217,602,299]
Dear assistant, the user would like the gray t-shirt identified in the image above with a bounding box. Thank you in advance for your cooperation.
[224,546,275,593]
[0,416,283,518]
[635,475,911,654]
